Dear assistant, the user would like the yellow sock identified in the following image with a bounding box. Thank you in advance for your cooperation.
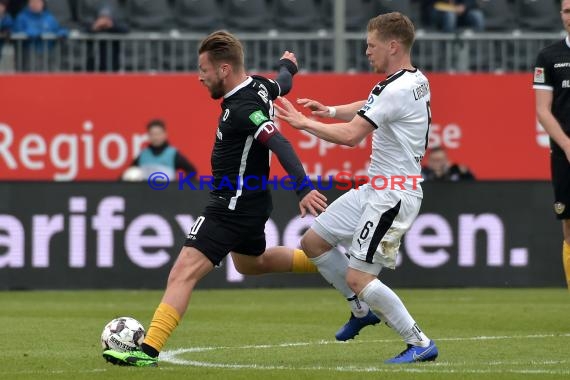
[143,302,181,353]
[292,249,318,273]
[562,241,570,290]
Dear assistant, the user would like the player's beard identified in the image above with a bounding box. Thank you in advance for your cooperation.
[371,58,387,74]
[209,77,225,99]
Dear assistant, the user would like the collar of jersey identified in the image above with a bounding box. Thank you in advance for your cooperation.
[566,35,570,49]
[224,76,253,99]
[386,67,418,79]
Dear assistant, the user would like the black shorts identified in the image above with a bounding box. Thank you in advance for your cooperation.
[184,194,272,266]
[551,153,570,220]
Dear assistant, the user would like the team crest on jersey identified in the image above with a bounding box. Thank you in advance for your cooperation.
[554,202,566,215]
[534,67,545,83]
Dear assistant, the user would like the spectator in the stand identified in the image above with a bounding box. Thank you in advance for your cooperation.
[0,0,13,59]
[425,0,485,32]
[421,146,475,181]
[128,119,197,180]
[78,0,128,71]
[13,0,68,67]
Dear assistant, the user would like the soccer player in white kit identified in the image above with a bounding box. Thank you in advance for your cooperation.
[276,12,439,364]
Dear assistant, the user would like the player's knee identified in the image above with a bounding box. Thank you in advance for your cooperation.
[346,269,373,295]
[346,271,363,295]
[300,230,330,258]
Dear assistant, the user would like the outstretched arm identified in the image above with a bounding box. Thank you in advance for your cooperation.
[297,98,366,121]
[275,97,374,147]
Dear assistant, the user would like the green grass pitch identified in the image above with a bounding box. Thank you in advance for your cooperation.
[1,288,569,379]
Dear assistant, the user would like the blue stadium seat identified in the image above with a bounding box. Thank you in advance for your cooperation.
[515,0,561,31]
[174,0,223,31]
[126,0,173,31]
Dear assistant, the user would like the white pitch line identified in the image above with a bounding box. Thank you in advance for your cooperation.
[162,332,570,355]
[160,333,570,374]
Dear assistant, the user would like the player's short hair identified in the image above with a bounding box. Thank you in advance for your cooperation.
[367,12,415,52]
[198,30,244,70]
[146,119,166,131]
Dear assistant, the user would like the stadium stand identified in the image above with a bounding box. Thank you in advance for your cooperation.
[223,0,271,32]
[0,0,565,73]
[126,0,173,31]
[272,0,323,31]
[479,0,516,31]
[173,0,223,32]
[377,0,419,27]
[47,0,75,29]
[516,0,561,31]
[333,0,376,31]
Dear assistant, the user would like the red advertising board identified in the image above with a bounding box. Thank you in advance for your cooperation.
[0,73,549,180]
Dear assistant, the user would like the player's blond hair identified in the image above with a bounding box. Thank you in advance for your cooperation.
[367,12,415,52]
[198,30,245,70]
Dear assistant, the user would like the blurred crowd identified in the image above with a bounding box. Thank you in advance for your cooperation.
[0,0,565,38]
[0,0,565,72]
[0,0,561,71]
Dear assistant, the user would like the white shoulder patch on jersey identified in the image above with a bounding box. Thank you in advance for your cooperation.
[534,67,545,83]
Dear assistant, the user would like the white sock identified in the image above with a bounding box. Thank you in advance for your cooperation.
[359,279,429,347]
[311,248,370,317]
[347,295,370,318]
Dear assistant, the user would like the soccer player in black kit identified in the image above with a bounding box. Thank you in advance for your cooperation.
[534,0,570,289]
[103,31,332,367]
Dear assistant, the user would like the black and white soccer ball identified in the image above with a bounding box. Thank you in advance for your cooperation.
[101,317,145,352]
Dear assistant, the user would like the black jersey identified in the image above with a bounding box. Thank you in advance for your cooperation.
[533,37,570,155]
[210,75,281,210]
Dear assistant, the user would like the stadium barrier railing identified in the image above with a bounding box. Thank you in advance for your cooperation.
[1,30,566,73]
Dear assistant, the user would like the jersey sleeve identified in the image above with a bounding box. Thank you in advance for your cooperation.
[533,50,553,91]
[233,100,279,143]
[356,83,401,129]
[251,75,281,99]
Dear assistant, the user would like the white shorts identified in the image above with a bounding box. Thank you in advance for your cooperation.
[312,184,421,274]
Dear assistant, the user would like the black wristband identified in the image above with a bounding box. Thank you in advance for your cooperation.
[279,58,298,76]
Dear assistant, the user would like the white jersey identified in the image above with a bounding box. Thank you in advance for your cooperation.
[357,68,431,198]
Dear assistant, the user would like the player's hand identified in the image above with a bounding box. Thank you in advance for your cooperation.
[280,50,298,69]
[92,16,113,31]
[299,190,328,217]
[275,97,309,130]
[297,98,330,118]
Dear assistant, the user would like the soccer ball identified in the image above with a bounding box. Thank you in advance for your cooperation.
[101,317,145,352]
[121,166,144,181]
